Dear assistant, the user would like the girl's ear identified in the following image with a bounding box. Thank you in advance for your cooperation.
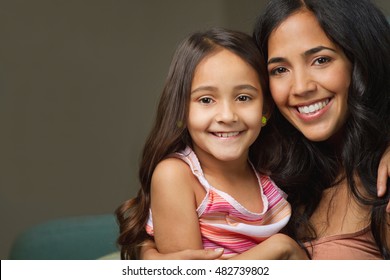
[262,100,274,124]
[261,116,268,126]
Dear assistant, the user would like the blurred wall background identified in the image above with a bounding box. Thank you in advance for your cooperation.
[0,0,269,259]
[0,0,389,259]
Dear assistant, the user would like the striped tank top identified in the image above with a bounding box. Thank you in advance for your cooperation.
[146,147,291,258]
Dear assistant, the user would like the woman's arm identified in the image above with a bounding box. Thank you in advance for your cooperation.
[140,240,224,260]
[140,234,308,260]
[228,234,308,260]
[377,146,390,212]
[150,158,203,253]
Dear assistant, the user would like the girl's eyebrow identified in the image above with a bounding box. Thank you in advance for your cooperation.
[234,84,260,92]
[191,86,217,94]
[267,45,337,65]
[191,84,259,94]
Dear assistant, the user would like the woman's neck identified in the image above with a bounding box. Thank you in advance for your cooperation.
[310,174,371,238]
[323,123,347,156]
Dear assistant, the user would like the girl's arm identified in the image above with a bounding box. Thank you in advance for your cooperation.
[150,158,203,253]
[377,146,390,212]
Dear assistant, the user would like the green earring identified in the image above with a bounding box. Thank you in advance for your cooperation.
[261,116,267,126]
[176,120,184,128]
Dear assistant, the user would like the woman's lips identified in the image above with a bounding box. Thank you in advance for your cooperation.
[297,98,330,114]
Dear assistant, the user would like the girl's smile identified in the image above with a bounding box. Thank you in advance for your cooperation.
[211,131,242,138]
[188,48,264,164]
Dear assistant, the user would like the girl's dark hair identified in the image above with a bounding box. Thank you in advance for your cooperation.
[253,0,390,258]
[116,27,269,259]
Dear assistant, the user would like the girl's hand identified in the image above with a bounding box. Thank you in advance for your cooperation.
[140,240,224,260]
[377,146,390,213]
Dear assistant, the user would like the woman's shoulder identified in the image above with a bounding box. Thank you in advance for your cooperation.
[303,227,383,260]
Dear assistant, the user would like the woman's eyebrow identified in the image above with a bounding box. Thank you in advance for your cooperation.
[267,45,337,65]
[267,56,285,65]
[304,45,337,56]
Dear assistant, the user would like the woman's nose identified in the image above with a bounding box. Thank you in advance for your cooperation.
[291,69,316,96]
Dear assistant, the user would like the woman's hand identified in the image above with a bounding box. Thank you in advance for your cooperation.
[377,145,390,212]
[140,240,224,260]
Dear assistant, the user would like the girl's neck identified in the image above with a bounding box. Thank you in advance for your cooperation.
[192,147,262,213]
[202,159,252,183]
[190,145,253,185]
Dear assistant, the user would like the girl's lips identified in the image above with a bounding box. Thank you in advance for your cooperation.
[212,131,240,138]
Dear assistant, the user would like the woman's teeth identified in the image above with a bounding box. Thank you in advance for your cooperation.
[297,99,330,114]
[214,132,240,138]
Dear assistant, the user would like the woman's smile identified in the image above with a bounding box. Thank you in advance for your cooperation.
[267,10,352,142]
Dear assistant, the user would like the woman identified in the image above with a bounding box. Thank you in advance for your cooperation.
[122,0,390,259]
[252,0,390,259]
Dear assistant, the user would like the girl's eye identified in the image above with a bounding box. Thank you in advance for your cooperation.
[237,95,251,102]
[199,97,213,104]
[314,57,331,65]
[270,66,288,76]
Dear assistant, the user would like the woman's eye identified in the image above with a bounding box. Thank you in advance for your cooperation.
[199,97,213,104]
[314,57,331,65]
[270,67,287,75]
[237,95,251,102]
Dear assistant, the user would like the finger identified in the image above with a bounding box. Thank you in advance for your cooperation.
[181,248,224,260]
[377,164,388,197]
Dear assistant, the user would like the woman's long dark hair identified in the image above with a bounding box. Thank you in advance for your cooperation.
[253,0,390,258]
[116,27,269,259]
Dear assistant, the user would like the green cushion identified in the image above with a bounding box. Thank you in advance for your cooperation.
[8,214,118,260]
[98,251,121,260]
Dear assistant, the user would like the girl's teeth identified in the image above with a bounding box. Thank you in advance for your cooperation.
[215,132,240,138]
[298,99,330,114]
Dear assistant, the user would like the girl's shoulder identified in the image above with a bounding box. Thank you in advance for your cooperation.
[256,173,288,199]
[152,157,192,182]
[151,156,206,206]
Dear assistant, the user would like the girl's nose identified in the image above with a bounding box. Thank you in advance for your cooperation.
[215,102,238,123]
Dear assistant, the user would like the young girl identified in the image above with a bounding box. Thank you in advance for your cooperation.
[116,27,306,260]
[138,0,390,261]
